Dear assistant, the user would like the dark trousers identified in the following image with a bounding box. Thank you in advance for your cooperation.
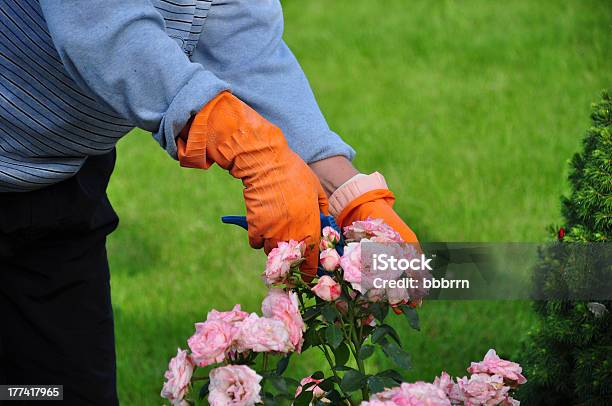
[0,151,119,405]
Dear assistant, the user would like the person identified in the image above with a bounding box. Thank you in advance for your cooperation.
[0,0,418,404]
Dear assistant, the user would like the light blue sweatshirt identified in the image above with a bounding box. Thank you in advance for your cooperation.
[0,0,355,192]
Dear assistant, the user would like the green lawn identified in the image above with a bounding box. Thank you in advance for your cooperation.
[106,0,612,403]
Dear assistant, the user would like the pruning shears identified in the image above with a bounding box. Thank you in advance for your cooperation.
[221,213,340,234]
[221,213,344,276]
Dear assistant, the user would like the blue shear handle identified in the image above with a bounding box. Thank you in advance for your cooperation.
[319,213,342,235]
[221,213,344,277]
[221,213,341,235]
[221,215,249,230]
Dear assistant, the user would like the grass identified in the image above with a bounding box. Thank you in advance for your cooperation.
[106,0,612,403]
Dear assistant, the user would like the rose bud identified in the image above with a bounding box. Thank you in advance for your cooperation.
[322,226,341,247]
[311,275,341,302]
[320,248,341,271]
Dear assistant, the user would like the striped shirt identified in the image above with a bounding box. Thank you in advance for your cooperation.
[0,0,220,192]
[0,0,354,192]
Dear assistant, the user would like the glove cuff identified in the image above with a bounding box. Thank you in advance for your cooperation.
[177,91,233,170]
[328,172,388,217]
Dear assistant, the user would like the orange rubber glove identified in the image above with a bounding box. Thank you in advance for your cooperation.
[177,91,327,278]
[328,173,419,244]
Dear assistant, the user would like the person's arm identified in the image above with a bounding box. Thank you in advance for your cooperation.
[309,156,359,197]
[38,0,229,158]
[311,157,419,244]
[191,0,355,168]
[40,0,328,270]
[192,0,418,242]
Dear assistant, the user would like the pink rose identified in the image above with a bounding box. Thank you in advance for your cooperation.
[160,348,194,405]
[340,242,363,292]
[320,248,341,271]
[368,382,451,406]
[320,226,341,250]
[261,288,305,352]
[386,282,411,306]
[403,268,431,305]
[208,304,249,324]
[295,376,326,399]
[311,275,341,301]
[458,373,510,406]
[263,240,305,285]
[467,349,527,387]
[361,401,397,406]
[208,365,262,406]
[235,313,293,353]
[344,218,403,243]
[434,372,464,404]
[396,382,451,406]
[187,320,236,367]
[364,386,401,402]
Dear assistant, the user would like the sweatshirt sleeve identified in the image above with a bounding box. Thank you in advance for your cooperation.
[191,0,355,163]
[39,0,229,158]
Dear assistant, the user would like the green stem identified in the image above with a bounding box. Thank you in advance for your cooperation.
[338,316,358,358]
[262,353,269,373]
[318,344,356,406]
[359,319,364,342]
[348,298,369,401]
[337,278,359,359]
[297,291,306,310]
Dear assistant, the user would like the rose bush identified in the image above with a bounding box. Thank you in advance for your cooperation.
[161,218,526,405]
